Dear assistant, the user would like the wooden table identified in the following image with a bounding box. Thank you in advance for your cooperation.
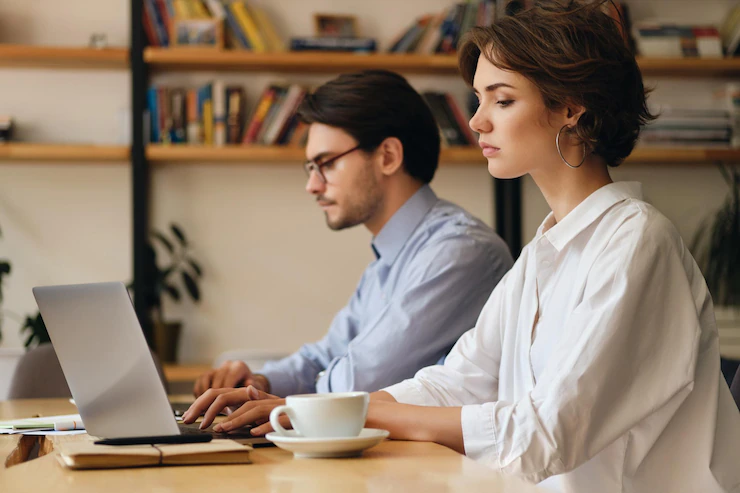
[0,399,544,492]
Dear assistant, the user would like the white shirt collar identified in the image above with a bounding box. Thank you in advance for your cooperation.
[536,181,643,251]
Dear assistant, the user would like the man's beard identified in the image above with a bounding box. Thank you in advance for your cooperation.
[323,171,382,231]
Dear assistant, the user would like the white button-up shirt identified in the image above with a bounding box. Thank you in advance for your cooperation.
[385,182,740,493]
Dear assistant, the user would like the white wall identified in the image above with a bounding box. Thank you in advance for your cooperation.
[0,0,735,363]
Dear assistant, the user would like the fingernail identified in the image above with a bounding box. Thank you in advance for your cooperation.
[213,424,222,432]
[220,422,231,431]
[199,422,207,430]
[248,386,258,398]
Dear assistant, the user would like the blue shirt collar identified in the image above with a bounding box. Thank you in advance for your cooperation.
[371,185,438,265]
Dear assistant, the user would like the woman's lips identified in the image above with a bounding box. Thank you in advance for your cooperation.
[479,142,500,157]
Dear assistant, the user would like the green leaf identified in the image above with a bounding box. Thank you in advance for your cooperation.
[171,224,187,246]
[187,258,203,277]
[151,231,175,254]
[182,271,200,302]
[164,284,181,302]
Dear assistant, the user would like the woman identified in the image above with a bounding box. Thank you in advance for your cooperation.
[184,1,740,491]
[363,2,740,492]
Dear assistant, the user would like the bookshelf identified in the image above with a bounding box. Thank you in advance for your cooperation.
[144,48,740,77]
[0,44,128,70]
[146,144,740,165]
[0,143,129,162]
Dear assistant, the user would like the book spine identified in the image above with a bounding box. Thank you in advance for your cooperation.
[256,86,288,144]
[242,86,277,144]
[444,93,478,146]
[146,0,170,46]
[147,87,161,143]
[142,3,161,47]
[226,87,246,143]
[251,5,284,52]
[186,88,201,143]
[231,1,266,52]
[213,80,226,147]
[219,0,251,49]
[263,85,305,145]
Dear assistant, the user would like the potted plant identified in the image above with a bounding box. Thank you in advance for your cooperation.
[0,225,10,342]
[692,164,740,379]
[141,223,203,363]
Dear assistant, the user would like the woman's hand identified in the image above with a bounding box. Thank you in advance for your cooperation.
[182,385,286,434]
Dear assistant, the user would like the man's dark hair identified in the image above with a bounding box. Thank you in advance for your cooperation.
[297,70,440,184]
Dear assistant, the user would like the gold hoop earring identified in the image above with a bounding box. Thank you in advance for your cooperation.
[556,125,587,169]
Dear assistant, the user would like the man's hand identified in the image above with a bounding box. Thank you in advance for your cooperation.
[193,360,270,397]
[182,385,287,435]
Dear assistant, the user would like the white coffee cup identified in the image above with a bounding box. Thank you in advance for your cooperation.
[269,392,369,438]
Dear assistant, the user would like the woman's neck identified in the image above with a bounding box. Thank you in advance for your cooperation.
[531,157,614,223]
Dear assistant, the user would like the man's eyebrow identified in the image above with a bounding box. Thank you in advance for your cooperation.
[472,82,516,95]
[307,151,332,163]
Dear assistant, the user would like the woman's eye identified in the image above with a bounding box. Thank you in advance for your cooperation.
[496,100,514,107]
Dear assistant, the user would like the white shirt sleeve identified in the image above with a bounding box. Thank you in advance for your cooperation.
[461,216,701,483]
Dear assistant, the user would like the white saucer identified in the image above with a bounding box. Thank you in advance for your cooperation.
[265,428,390,458]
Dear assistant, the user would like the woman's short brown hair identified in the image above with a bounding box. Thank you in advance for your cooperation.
[459,0,655,167]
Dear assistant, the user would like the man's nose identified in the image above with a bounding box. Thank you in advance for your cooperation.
[305,169,325,194]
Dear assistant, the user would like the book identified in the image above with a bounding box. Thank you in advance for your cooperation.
[230,0,266,52]
[57,440,252,470]
[213,79,226,147]
[251,5,284,52]
[290,36,377,52]
[242,84,279,144]
[226,86,246,143]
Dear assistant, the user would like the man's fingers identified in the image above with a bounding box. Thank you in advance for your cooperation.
[193,371,214,397]
[210,368,230,390]
[200,389,251,429]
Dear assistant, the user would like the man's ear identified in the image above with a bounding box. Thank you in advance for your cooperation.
[377,137,405,177]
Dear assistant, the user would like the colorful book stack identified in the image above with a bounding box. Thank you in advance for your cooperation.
[422,92,477,147]
[388,0,497,54]
[143,0,284,51]
[640,107,732,148]
[633,23,723,58]
[147,82,308,147]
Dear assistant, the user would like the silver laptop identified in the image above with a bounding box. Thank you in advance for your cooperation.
[32,281,265,443]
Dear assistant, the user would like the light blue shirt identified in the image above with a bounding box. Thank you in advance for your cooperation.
[260,185,513,396]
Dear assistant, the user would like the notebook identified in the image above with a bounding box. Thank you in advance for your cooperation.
[56,440,252,469]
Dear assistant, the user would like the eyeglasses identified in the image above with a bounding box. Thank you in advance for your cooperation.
[303,145,362,184]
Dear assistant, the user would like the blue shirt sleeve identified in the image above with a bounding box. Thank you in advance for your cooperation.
[315,236,510,393]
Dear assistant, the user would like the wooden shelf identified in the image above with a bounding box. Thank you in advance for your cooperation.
[147,144,485,164]
[144,48,740,77]
[145,48,460,74]
[0,44,128,70]
[635,56,740,77]
[147,144,740,165]
[0,143,129,162]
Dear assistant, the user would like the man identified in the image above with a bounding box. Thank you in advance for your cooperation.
[191,70,513,401]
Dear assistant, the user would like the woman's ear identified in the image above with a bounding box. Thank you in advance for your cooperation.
[377,137,405,177]
[564,104,586,127]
